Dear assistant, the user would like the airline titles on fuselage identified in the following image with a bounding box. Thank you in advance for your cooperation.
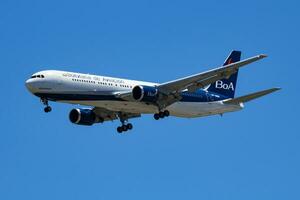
[62,72,126,85]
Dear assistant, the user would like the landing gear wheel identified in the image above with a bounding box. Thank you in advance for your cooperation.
[127,123,133,130]
[154,113,160,120]
[159,112,165,118]
[41,98,52,113]
[117,123,133,133]
[163,110,170,117]
[154,110,170,120]
[117,126,123,133]
[117,112,134,133]
[122,125,128,132]
[44,106,52,113]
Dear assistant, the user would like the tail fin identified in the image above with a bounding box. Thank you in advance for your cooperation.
[207,50,241,98]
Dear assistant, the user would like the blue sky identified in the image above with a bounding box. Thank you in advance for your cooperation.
[0,0,299,199]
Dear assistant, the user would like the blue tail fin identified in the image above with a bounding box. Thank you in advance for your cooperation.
[207,50,241,98]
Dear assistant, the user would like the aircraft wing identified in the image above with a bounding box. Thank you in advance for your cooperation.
[158,54,267,94]
[92,107,141,122]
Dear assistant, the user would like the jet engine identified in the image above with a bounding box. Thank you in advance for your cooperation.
[132,85,159,102]
[69,108,102,126]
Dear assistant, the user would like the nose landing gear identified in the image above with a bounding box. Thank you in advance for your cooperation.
[41,98,52,113]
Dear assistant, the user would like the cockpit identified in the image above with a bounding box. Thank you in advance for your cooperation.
[31,74,45,79]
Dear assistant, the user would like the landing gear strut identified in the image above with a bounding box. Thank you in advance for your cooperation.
[154,110,170,120]
[41,98,52,113]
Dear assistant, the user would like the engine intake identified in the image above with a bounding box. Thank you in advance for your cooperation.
[69,108,100,126]
[132,85,158,102]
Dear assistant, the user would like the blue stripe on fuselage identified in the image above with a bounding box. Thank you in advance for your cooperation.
[34,89,227,103]
[34,93,123,101]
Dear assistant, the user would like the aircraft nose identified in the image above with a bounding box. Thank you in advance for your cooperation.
[25,79,37,93]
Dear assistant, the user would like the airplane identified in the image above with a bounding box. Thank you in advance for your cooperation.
[25,51,280,133]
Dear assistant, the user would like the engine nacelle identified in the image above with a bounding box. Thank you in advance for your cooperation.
[132,85,159,102]
[69,108,100,126]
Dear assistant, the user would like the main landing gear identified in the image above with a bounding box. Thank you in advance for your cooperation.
[117,114,133,134]
[41,98,52,113]
[153,110,170,120]
[117,123,133,134]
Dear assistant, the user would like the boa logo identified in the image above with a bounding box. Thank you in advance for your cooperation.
[215,80,234,91]
[146,91,157,97]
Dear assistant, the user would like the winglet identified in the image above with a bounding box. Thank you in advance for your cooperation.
[223,87,281,104]
[259,54,268,58]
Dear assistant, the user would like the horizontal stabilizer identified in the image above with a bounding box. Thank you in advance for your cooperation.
[223,88,281,104]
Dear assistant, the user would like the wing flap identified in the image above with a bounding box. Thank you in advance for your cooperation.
[223,88,281,104]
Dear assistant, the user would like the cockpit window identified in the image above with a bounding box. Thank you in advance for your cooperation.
[31,74,45,79]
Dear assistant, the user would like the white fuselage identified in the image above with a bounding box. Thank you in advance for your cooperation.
[25,70,243,118]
